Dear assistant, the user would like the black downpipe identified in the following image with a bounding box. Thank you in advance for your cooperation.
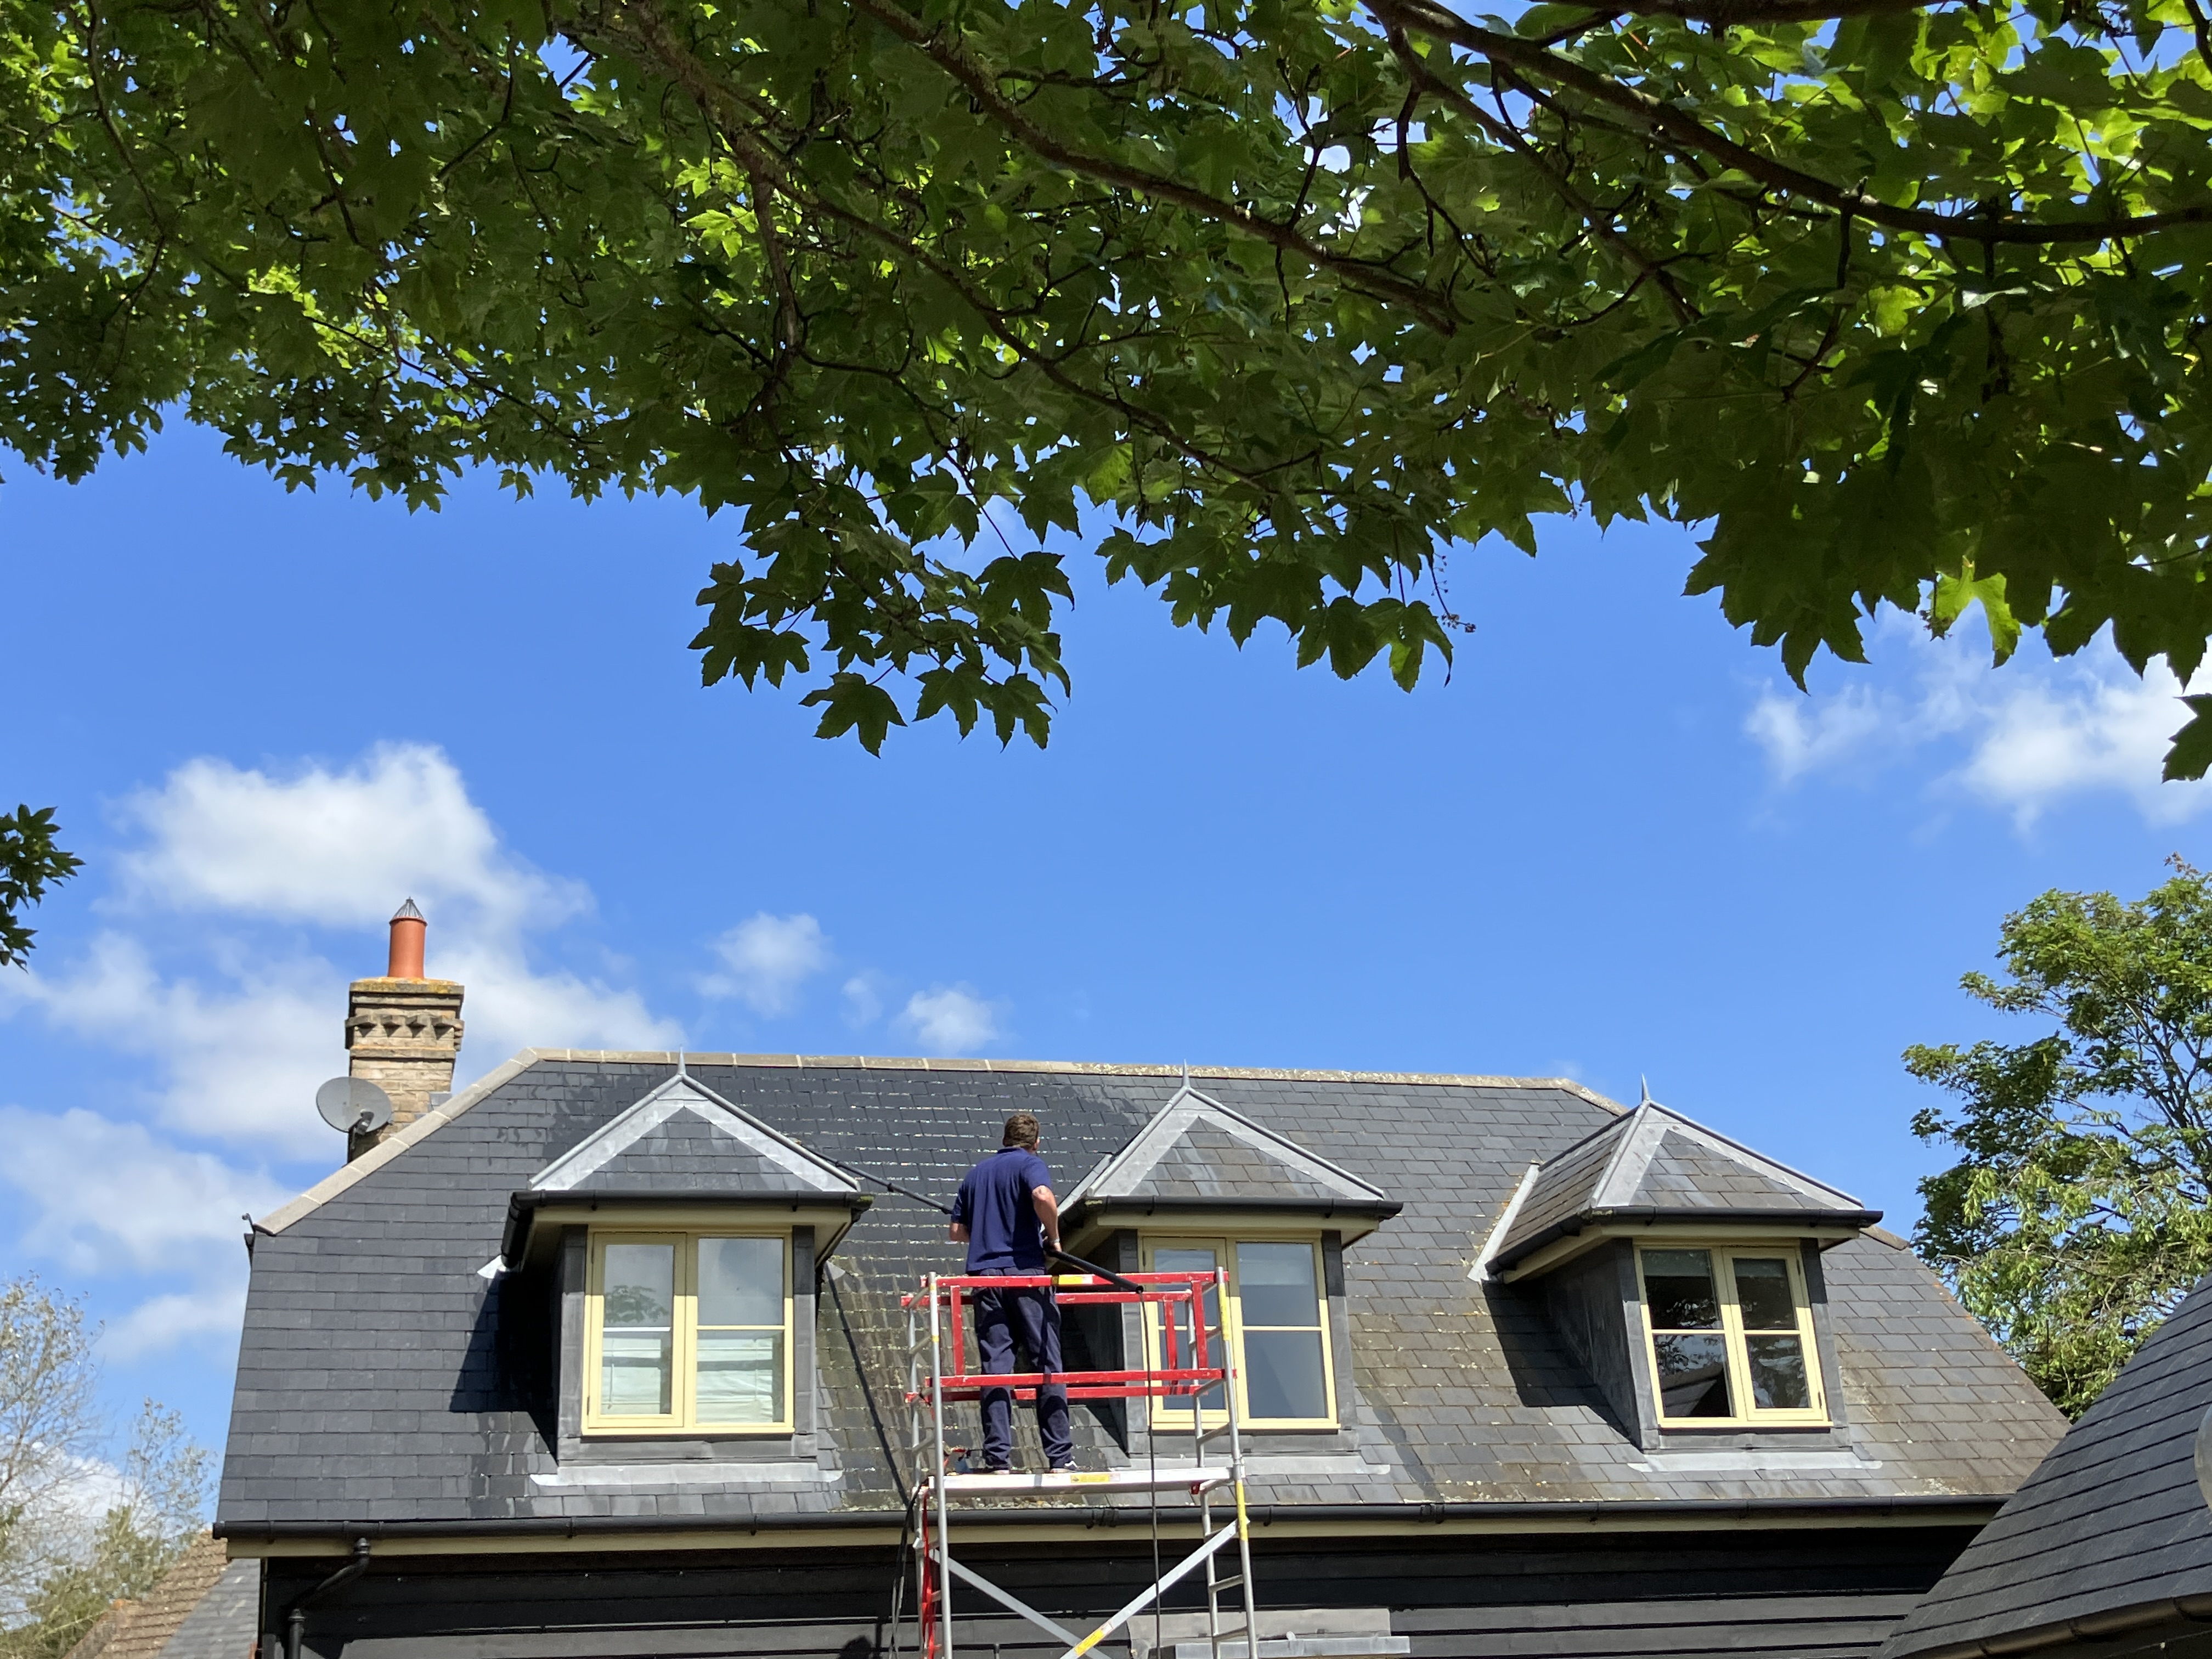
[274,1536,371,1659]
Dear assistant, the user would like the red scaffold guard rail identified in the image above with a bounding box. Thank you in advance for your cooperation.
[901,1269,1228,1406]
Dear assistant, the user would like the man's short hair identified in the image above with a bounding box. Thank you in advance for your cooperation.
[1003,1113,1040,1149]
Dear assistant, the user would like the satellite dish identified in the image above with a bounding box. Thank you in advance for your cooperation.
[317,1076,393,1135]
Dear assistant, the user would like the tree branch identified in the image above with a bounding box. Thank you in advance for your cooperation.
[832,0,1460,331]
[1390,36,1698,322]
[1372,0,2212,245]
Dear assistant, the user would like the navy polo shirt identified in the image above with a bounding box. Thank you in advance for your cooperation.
[951,1146,1053,1272]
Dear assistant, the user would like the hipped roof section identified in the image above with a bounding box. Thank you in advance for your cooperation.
[1064,1083,1400,1224]
[1491,1101,1879,1273]
[501,1071,865,1265]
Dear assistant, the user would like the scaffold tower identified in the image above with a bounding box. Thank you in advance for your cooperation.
[901,1269,1259,1659]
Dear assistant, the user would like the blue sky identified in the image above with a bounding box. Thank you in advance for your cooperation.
[3,422,2206,1465]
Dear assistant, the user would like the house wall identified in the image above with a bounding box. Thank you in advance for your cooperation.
[262,1524,1978,1659]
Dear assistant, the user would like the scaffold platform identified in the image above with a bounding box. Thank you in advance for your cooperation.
[901,1270,1259,1659]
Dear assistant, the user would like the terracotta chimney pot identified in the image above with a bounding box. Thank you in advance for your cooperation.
[387,897,427,980]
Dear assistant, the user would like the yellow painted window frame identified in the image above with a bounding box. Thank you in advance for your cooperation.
[582,1227,795,1436]
[1139,1234,1338,1431]
[1634,1241,1829,1429]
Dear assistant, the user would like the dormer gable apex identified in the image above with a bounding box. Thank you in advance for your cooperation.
[1064,1085,1398,1239]
[528,1070,861,1198]
[1489,1099,1880,1279]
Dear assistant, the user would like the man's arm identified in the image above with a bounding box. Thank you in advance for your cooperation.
[949,1221,970,1242]
[1032,1186,1061,1253]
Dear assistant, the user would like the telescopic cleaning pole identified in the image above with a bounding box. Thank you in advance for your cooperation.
[821,1152,1146,1293]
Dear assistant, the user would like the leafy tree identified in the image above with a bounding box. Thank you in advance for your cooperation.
[0,1282,211,1659]
[10,0,2212,753]
[1908,859,2212,1418]
[0,1279,100,1594]
[0,810,80,970]
[1,1409,212,1659]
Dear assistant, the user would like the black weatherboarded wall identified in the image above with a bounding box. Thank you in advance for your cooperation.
[266,1525,1979,1659]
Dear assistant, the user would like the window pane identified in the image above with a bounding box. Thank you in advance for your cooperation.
[1644,1249,1720,1329]
[1237,1242,1319,1328]
[698,1331,785,1423]
[603,1243,674,1327]
[698,1236,784,1327]
[1152,1246,1224,1417]
[1746,1334,1812,1410]
[1244,1329,1328,1420]
[599,1243,675,1417]
[1653,1333,1733,1418]
[601,1328,673,1414]
[1733,1257,1798,1331]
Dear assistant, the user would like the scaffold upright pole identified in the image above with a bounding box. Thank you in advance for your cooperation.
[930,1272,951,1659]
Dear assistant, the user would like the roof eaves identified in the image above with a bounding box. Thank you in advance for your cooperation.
[1881,1591,2212,1659]
[213,1491,2004,1548]
[1488,1204,1886,1273]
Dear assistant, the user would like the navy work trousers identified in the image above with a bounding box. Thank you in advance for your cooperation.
[972,1270,1073,1468]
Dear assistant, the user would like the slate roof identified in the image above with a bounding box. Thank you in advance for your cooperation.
[526,1072,860,1198]
[1064,1084,1395,1213]
[1879,1275,2212,1659]
[1492,1101,1880,1271]
[217,1054,2064,1537]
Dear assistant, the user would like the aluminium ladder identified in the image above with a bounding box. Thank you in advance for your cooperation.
[902,1269,1260,1659]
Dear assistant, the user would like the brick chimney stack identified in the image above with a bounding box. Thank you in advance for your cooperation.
[345,899,464,1147]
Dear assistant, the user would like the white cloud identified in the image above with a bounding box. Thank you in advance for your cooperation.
[1745,627,2212,827]
[2,743,679,1152]
[899,985,1007,1054]
[842,973,885,1027]
[114,744,584,934]
[699,914,831,1015]
[1953,666,2205,825]
[1743,683,1892,786]
[5,936,340,1151]
[0,1107,284,1358]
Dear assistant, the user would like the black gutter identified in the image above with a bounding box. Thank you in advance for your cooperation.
[500,1190,874,1267]
[1070,1197,1403,1223]
[220,1493,1999,1546]
[1488,1205,1885,1272]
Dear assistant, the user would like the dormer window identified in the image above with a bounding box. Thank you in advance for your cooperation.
[1638,1244,1824,1425]
[1142,1235,1336,1427]
[1059,1084,1399,1440]
[586,1229,791,1433]
[1483,1098,1877,1447]
[498,1070,870,1457]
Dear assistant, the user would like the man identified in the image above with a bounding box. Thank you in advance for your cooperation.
[949,1113,1076,1473]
